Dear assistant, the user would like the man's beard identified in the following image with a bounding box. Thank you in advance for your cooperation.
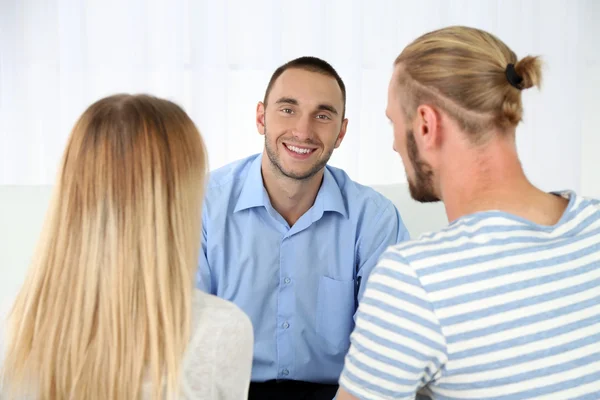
[264,128,333,181]
[406,129,439,203]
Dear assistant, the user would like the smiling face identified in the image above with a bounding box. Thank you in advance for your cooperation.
[257,68,348,180]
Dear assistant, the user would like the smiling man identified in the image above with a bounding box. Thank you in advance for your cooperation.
[197,56,410,400]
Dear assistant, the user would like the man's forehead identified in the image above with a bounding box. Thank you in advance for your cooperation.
[387,69,402,104]
[268,68,343,106]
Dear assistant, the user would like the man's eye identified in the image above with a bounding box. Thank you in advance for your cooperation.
[281,108,293,114]
[316,114,331,120]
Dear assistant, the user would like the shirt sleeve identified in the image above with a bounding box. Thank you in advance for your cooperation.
[339,250,447,400]
[196,204,214,294]
[356,202,410,302]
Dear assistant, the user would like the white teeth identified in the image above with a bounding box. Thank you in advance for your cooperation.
[286,145,312,154]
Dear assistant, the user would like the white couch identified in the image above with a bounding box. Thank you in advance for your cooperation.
[0,184,447,351]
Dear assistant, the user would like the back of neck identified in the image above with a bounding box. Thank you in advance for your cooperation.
[441,145,568,226]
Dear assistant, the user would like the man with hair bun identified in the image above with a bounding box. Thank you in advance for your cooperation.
[336,26,600,400]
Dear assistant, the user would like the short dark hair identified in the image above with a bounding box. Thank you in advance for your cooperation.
[263,56,347,118]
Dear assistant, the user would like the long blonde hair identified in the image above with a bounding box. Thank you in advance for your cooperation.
[2,94,208,399]
[395,26,543,140]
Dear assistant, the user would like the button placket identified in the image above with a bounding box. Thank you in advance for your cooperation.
[276,235,294,379]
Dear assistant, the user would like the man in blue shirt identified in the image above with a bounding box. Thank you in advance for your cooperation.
[198,56,410,400]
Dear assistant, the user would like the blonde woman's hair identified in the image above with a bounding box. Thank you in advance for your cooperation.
[394,26,542,139]
[2,94,208,399]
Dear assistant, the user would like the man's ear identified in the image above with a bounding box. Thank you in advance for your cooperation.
[256,102,266,135]
[415,104,440,150]
[334,118,349,149]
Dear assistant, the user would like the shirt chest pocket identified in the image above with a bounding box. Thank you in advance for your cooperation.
[316,275,356,352]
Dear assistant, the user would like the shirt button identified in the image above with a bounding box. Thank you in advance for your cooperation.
[282,321,290,329]
[282,369,289,376]
[284,277,291,284]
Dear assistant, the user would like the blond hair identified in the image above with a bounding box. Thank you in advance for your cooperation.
[2,94,208,399]
[395,26,542,139]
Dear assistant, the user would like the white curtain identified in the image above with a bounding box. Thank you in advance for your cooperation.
[0,0,595,190]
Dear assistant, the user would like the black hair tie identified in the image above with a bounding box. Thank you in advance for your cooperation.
[505,63,523,89]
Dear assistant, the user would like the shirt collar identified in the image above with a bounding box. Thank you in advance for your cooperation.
[234,154,348,218]
[315,167,348,218]
[234,155,268,213]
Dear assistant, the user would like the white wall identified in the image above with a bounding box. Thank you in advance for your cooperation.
[580,0,600,199]
[0,187,51,330]
[1,0,598,193]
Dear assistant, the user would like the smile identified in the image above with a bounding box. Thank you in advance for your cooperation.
[284,143,317,155]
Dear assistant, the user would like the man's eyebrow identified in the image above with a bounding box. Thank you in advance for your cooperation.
[275,97,299,105]
[317,104,338,115]
[275,97,339,115]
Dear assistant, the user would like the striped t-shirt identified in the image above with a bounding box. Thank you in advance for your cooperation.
[339,191,600,399]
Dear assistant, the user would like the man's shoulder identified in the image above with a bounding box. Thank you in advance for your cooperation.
[380,219,468,266]
[574,192,600,211]
[206,154,259,192]
[326,164,397,215]
[383,189,600,263]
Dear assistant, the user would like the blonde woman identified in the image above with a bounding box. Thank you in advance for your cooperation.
[1,94,253,399]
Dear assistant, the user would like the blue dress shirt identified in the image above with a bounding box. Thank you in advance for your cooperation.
[197,154,410,384]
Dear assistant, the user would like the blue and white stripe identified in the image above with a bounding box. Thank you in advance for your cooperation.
[340,192,600,399]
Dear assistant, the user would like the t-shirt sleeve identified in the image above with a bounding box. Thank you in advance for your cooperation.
[339,250,448,399]
[356,202,411,303]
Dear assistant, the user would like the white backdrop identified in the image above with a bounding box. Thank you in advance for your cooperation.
[0,0,598,190]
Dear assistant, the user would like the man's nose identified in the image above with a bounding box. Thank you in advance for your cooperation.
[291,115,314,141]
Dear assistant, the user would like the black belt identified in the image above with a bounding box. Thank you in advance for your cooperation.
[248,380,339,400]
